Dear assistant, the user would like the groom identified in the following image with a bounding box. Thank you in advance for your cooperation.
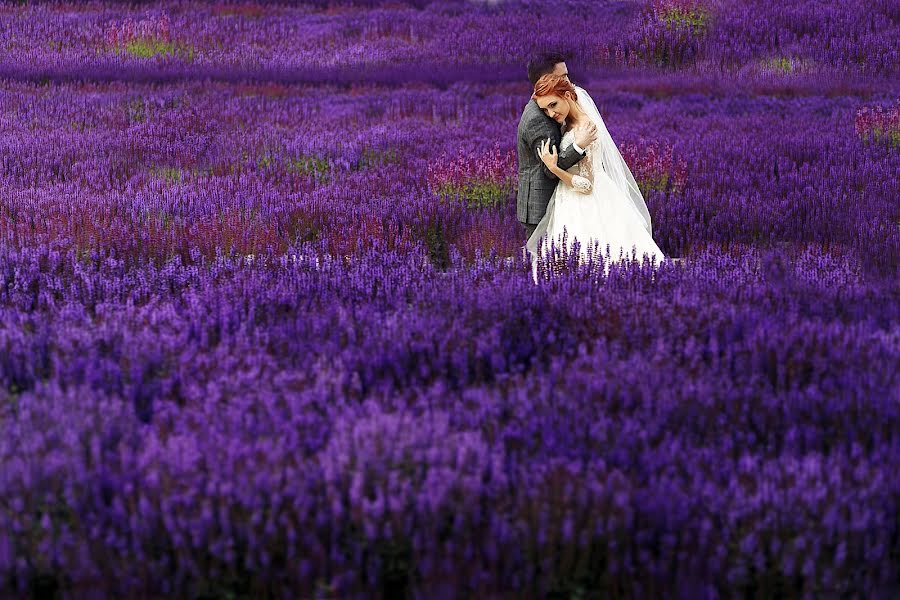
[517,53,598,240]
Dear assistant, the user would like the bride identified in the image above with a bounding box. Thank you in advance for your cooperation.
[525,73,666,276]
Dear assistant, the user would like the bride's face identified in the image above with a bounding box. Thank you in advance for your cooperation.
[536,93,572,125]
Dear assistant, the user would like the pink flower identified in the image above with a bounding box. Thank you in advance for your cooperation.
[620,139,688,193]
[855,101,900,145]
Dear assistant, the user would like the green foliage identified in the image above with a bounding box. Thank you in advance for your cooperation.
[126,97,146,124]
[67,119,91,132]
[286,155,331,182]
[425,221,450,270]
[759,56,817,75]
[354,146,399,170]
[256,153,276,169]
[761,56,796,74]
[123,38,195,61]
[436,180,513,209]
[861,127,900,147]
[149,165,183,184]
[660,6,710,33]
[257,151,332,182]
[125,38,175,58]
[122,94,186,125]
[637,173,670,195]
[45,39,70,52]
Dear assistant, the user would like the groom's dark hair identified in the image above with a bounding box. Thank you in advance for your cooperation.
[527,52,568,87]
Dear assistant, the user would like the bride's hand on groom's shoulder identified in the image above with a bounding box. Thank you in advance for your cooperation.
[573,122,598,149]
[538,138,558,170]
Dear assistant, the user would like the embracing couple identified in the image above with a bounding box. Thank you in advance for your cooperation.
[517,53,666,274]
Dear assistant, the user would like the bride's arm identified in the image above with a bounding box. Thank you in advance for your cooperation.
[550,168,592,193]
[526,120,585,180]
[538,140,593,193]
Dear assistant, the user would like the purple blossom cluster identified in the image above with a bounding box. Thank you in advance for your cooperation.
[0,0,898,597]
[1,244,898,597]
[0,1,896,83]
[1,75,896,270]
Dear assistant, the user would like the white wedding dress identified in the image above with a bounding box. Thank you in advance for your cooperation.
[525,92,666,278]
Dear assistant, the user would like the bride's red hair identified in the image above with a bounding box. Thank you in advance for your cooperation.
[532,73,578,102]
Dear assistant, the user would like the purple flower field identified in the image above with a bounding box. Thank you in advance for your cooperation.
[1,1,898,598]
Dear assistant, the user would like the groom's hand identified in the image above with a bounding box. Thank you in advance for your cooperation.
[573,122,598,150]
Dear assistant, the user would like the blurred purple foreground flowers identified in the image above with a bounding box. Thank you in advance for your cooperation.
[0,0,898,598]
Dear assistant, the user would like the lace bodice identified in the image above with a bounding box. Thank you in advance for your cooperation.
[561,129,596,194]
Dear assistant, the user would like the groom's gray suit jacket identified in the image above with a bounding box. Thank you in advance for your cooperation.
[516,100,586,224]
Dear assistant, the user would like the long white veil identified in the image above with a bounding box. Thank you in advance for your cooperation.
[525,86,652,258]
[575,86,652,236]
